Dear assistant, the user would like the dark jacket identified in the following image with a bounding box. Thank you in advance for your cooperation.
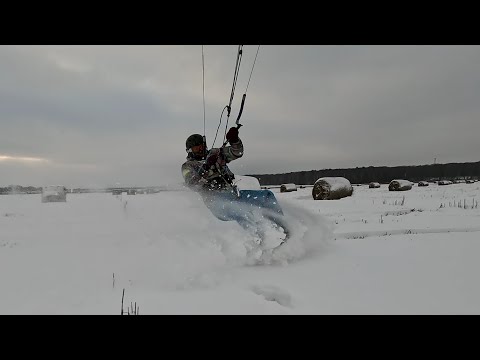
[182,137,244,192]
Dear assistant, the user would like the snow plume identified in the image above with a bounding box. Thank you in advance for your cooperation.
[179,190,334,268]
[263,200,335,264]
[123,191,234,290]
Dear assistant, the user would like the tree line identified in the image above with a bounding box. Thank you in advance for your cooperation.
[0,185,42,194]
[247,161,480,186]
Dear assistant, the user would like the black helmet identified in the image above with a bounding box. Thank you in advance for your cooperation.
[186,134,204,150]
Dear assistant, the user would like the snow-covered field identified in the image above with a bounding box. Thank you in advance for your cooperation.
[1,182,480,314]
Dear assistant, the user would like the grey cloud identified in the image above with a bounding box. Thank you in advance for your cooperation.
[1,45,479,187]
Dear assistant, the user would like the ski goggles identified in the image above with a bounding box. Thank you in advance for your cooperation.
[188,144,205,154]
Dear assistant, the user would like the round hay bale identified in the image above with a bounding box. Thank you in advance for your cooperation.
[388,179,413,191]
[312,177,353,200]
[369,182,381,188]
[234,175,261,190]
[280,183,297,193]
[438,180,453,185]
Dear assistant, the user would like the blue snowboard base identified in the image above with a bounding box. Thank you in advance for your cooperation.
[201,189,289,247]
[201,189,283,222]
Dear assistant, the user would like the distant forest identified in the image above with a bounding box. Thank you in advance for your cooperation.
[248,161,480,186]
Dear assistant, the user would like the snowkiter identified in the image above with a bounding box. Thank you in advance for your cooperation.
[181,127,243,193]
[181,126,287,249]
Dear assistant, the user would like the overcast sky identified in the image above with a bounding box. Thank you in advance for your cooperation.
[1,45,479,187]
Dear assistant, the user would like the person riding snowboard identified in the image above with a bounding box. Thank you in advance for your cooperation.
[181,126,287,250]
[181,127,243,193]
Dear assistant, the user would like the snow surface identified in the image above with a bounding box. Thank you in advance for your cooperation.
[1,182,480,314]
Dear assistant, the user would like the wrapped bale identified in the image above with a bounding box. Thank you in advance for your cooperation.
[234,175,261,190]
[369,182,381,188]
[418,181,429,187]
[438,180,453,185]
[388,179,413,191]
[280,183,297,193]
[312,177,353,200]
[41,185,67,203]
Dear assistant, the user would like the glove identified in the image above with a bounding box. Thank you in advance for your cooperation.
[206,153,218,167]
[226,127,239,143]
